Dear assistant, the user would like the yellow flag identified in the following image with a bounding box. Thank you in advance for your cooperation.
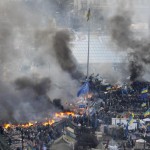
[87,8,90,21]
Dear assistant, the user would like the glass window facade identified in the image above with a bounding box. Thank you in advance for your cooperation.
[71,33,126,64]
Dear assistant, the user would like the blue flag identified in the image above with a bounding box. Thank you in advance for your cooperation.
[77,82,89,97]
[121,89,128,95]
[140,93,148,100]
[141,87,148,94]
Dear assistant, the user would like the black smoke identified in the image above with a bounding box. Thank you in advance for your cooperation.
[53,99,64,110]
[109,11,150,81]
[15,77,51,96]
[129,61,144,81]
[0,1,83,122]
[53,30,83,79]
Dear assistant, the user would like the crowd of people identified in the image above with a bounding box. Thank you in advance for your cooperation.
[1,74,150,149]
[0,119,67,150]
[86,74,150,117]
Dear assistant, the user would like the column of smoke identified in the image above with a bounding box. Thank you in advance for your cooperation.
[70,0,150,83]
[63,0,124,84]
[108,2,150,81]
[0,1,83,122]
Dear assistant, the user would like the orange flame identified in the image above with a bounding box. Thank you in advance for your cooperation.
[55,112,75,118]
[20,122,34,128]
[3,111,75,129]
[43,119,55,126]
[3,124,11,129]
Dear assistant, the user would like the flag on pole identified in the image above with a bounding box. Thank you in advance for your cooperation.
[77,82,89,97]
[127,113,134,125]
[87,8,90,21]
[141,87,148,94]
[144,108,150,117]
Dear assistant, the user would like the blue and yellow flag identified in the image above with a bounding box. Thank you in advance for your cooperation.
[141,87,148,94]
[128,113,134,125]
[77,82,89,97]
[144,108,150,117]
[87,8,90,21]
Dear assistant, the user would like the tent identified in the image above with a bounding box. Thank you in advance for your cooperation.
[135,139,146,149]
[136,139,146,143]
[143,118,150,122]
[108,145,118,150]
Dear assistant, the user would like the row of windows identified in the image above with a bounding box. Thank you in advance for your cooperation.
[75,0,150,9]
[72,33,126,63]
[74,55,123,59]
[91,0,150,6]
[73,57,123,63]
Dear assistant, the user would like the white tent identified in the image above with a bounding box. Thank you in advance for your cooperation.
[135,139,146,149]
[108,145,118,150]
[136,139,146,143]
[143,118,150,122]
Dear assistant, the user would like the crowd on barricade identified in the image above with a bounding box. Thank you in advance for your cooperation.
[0,119,67,150]
[85,75,150,116]
[1,74,150,150]
[74,75,150,148]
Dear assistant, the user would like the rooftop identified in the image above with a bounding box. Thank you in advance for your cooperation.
[71,33,126,64]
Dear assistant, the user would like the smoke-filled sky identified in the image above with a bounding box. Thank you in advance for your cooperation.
[107,1,150,81]
[0,0,82,122]
[1,0,150,121]
[67,0,150,83]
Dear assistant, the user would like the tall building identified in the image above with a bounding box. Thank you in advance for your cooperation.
[71,32,126,74]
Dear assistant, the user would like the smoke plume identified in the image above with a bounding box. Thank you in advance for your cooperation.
[15,77,51,96]
[0,1,82,122]
[53,30,83,79]
[109,10,150,81]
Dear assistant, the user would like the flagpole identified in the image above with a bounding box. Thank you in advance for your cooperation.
[87,9,90,79]
[86,8,90,127]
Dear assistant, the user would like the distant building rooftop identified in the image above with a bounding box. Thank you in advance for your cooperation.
[71,33,127,64]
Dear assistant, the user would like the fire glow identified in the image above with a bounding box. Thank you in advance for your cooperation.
[3,111,75,129]
[42,119,55,126]
[55,112,75,118]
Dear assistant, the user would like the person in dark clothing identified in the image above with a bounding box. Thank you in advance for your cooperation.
[0,126,4,135]
[8,137,12,146]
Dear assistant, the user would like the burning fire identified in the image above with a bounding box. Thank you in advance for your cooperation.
[3,124,12,129]
[3,122,34,129]
[43,119,55,126]
[55,112,75,118]
[3,111,75,129]
[20,122,34,128]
